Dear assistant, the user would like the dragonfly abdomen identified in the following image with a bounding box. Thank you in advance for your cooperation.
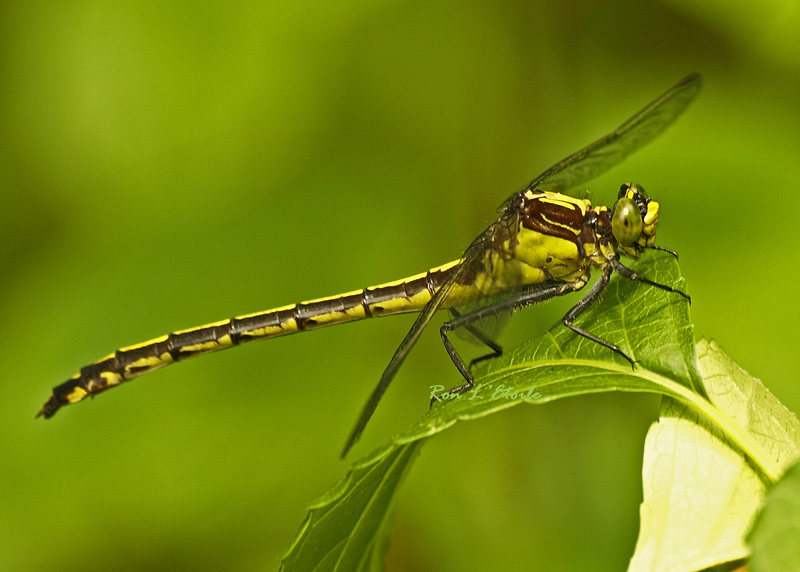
[38,260,465,418]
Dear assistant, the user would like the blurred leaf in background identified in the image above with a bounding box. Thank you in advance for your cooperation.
[0,0,798,570]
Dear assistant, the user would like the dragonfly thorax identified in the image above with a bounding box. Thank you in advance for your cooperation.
[503,185,662,287]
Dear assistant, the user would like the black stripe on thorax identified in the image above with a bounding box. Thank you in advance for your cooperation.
[521,193,596,251]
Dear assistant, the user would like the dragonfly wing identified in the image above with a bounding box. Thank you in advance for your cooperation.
[448,298,510,346]
[341,220,500,457]
[342,74,702,456]
[510,73,703,201]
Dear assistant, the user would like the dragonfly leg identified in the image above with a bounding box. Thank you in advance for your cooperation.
[610,257,690,302]
[435,281,577,404]
[448,308,504,371]
[562,265,636,367]
[436,326,475,403]
[651,245,680,261]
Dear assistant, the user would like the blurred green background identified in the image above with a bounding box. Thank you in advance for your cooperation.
[1,1,798,570]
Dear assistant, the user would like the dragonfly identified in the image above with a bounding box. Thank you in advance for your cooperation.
[39,73,703,458]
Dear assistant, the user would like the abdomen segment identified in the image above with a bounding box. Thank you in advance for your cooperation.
[38,260,465,418]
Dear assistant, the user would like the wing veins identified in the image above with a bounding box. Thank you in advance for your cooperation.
[341,73,703,456]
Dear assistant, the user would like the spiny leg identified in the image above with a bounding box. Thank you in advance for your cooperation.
[448,308,504,371]
[651,245,680,260]
[562,265,636,367]
[609,257,690,302]
[563,256,691,367]
[436,281,581,403]
[435,253,691,403]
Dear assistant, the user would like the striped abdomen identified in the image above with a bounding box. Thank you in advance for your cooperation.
[38,260,470,418]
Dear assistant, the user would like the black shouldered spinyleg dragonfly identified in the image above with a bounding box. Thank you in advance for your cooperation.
[39,73,702,458]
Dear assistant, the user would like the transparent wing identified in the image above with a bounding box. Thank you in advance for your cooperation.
[448,299,510,346]
[342,74,703,456]
[341,221,499,457]
[510,73,703,201]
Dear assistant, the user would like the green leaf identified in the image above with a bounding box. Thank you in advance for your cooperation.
[749,461,800,572]
[280,442,422,572]
[628,340,800,572]
[628,396,763,572]
[283,252,697,568]
[281,253,799,571]
[697,339,800,472]
[400,250,703,443]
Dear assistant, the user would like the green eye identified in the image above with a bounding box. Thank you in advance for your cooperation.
[612,197,643,246]
[629,183,648,199]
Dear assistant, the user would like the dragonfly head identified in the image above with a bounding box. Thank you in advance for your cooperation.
[611,183,659,257]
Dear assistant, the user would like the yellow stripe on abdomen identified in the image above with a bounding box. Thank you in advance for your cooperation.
[38,258,470,418]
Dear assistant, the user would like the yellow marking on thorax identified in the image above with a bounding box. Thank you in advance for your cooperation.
[583,241,599,259]
[540,214,582,236]
[529,192,592,211]
[537,196,579,209]
[472,217,590,296]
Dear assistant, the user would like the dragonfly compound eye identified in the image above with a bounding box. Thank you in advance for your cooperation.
[611,197,643,246]
[619,182,648,201]
[629,182,648,199]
